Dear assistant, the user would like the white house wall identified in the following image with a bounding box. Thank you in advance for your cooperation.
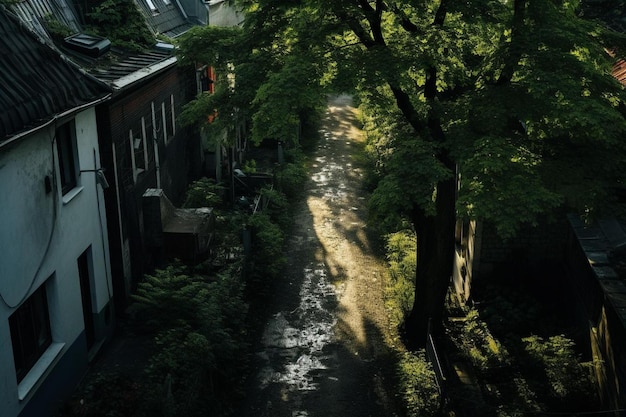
[0,107,113,417]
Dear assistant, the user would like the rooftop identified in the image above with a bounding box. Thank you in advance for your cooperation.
[0,6,109,144]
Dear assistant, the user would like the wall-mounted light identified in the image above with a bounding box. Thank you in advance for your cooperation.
[80,168,110,189]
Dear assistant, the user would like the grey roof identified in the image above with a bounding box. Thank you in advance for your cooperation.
[7,0,179,91]
[0,7,109,143]
[59,45,177,90]
[135,0,197,38]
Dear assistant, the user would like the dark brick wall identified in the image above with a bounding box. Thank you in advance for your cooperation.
[97,64,200,309]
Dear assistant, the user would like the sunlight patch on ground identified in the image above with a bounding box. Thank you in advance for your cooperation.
[257,262,337,393]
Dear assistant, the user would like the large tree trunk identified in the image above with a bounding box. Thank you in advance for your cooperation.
[404,162,457,349]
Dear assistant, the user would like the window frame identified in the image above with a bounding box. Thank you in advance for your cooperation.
[57,121,79,195]
[9,284,53,384]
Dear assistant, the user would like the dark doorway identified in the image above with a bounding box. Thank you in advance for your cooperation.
[78,248,96,350]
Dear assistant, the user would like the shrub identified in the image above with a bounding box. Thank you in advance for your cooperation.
[131,264,248,416]
[258,185,291,230]
[85,0,154,51]
[385,231,416,328]
[522,334,596,409]
[397,350,440,417]
[246,212,285,280]
[183,177,225,209]
[274,149,308,199]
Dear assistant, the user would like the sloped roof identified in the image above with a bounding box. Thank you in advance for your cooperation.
[0,7,108,144]
[8,0,179,91]
[60,45,177,90]
[135,0,196,38]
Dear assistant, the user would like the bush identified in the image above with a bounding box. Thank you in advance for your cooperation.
[397,350,440,417]
[274,149,308,199]
[385,231,416,328]
[258,185,291,230]
[522,334,596,409]
[183,177,225,209]
[130,263,248,416]
[245,212,286,287]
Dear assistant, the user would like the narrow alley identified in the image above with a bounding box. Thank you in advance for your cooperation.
[237,95,399,417]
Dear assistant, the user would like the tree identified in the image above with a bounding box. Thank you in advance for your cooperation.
[181,0,626,347]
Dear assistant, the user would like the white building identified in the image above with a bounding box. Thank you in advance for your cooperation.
[0,8,113,417]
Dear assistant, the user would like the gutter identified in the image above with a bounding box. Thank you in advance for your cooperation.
[0,93,112,150]
[112,56,178,90]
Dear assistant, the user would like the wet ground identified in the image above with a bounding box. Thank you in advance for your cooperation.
[236,95,400,417]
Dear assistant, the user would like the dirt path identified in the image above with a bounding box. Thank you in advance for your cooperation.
[237,95,400,417]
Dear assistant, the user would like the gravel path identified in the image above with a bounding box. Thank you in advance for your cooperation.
[237,95,400,417]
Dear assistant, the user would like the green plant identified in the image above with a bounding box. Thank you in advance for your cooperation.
[461,309,509,370]
[85,0,154,51]
[274,149,308,199]
[245,212,285,281]
[242,159,257,174]
[258,185,290,230]
[133,264,249,416]
[61,371,143,417]
[397,350,440,417]
[385,230,416,328]
[522,335,596,407]
[183,177,225,209]
[43,15,75,39]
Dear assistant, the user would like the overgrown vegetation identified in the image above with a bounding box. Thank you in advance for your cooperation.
[183,177,225,209]
[381,226,598,416]
[84,0,154,51]
[43,15,75,40]
[60,117,312,416]
[383,230,440,417]
[61,261,248,417]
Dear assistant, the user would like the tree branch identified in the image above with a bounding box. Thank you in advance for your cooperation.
[433,0,449,27]
[497,0,527,85]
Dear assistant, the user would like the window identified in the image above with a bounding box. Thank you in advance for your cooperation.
[197,66,215,94]
[9,285,52,383]
[57,121,78,195]
[145,0,158,13]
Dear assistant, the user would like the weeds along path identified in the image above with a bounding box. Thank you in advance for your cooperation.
[238,95,400,417]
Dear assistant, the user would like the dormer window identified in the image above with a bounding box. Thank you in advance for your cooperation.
[145,0,159,14]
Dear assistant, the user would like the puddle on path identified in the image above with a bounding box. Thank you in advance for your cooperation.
[256,262,337,393]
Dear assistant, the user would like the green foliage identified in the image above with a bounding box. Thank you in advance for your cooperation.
[397,350,440,417]
[132,263,249,416]
[43,15,75,39]
[522,335,596,406]
[274,149,309,199]
[385,231,416,328]
[177,2,329,149]
[61,371,142,417]
[460,309,510,370]
[85,0,154,51]
[251,55,327,145]
[183,177,225,209]
[447,291,599,414]
[246,212,286,280]
[259,185,291,230]
[242,159,257,174]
